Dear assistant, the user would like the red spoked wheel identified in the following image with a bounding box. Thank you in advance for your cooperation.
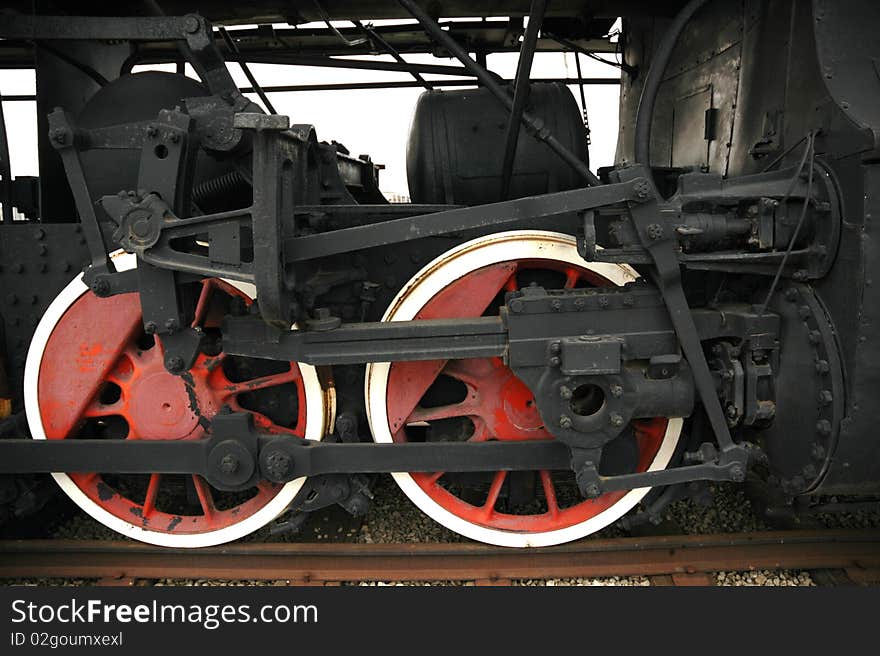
[366,231,682,547]
[25,253,328,547]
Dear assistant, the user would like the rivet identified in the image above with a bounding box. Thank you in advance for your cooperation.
[815,359,829,374]
[609,413,624,427]
[816,419,832,436]
[549,342,561,355]
[818,390,832,405]
[559,415,573,429]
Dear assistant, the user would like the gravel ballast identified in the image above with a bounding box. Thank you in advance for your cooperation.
[9,474,878,587]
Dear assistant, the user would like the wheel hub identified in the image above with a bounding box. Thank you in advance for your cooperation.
[126,361,200,439]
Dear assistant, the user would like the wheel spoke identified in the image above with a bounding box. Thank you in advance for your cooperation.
[442,359,494,388]
[539,470,560,517]
[191,475,216,518]
[423,471,445,485]
[564,267,581,289]
[407,399,482,424]
[125,342,163,366]
[467,418,492,442]
[142,474,161,517]
[191,279,216,328]
[83,400,124,418]
[220,368,301,398]
[503,272,518,292]
[479,470,507,518]
[226,398,299,436]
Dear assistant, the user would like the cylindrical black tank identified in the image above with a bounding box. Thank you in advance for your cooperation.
[406,83,589,205]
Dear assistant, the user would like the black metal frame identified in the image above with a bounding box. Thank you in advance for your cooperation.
[0,2,848,503]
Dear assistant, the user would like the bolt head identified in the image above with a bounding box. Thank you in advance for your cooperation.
[609,384,623,398]
[609,412,624,427]
[559,415,573,429]
[559,386,572,400]
[165,355,185,373]
[90,279,110,296]
[509,299,523,313]
[265,451,292,479]
[184,15,202,34]
[729,464,746,483]
[219,454,239,474]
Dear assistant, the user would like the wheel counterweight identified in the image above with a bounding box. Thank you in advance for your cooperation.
[25,253,329,548]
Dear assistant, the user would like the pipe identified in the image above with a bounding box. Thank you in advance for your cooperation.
[633,0,709,165]
[500,0,546,200]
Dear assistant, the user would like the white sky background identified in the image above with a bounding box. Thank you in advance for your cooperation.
[0,23,621,196]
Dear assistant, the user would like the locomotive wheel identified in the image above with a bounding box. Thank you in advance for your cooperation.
[365,231,683,547]
[24,253,329,548]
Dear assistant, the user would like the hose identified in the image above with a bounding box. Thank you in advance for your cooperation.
[633,0,710,165]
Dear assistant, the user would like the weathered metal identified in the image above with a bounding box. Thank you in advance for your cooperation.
[0,0,878,546]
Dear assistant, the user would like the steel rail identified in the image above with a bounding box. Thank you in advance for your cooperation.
[0,530,877,584]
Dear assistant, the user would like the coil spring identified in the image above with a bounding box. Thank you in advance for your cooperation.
[192,170,248,206]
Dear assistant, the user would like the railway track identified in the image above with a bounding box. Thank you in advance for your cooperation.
[1,529,878,586]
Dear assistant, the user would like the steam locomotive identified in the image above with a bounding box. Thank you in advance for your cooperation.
[0,0,876,547]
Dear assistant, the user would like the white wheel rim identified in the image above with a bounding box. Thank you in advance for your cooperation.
[365,230,683,548]
[24,252,327,548]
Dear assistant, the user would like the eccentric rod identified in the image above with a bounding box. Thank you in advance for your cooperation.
[398,0,601,186]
